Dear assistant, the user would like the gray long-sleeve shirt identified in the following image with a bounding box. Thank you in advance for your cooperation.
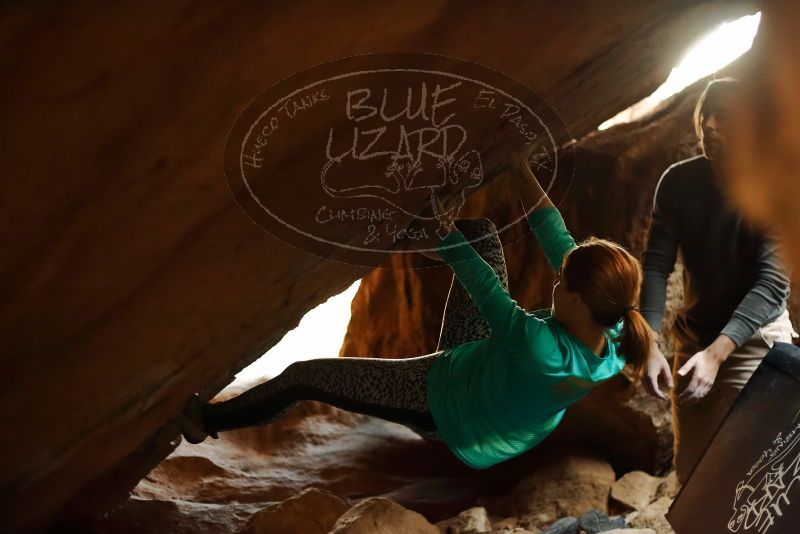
[640,155,791,348]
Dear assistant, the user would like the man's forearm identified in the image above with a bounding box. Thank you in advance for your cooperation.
[640,261,672,334]
[640,221,678,334]
[640,170,679,336]
[719,238,791,347]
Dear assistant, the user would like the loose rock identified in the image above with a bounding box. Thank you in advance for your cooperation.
[654,470,680,500]
[239,487,350,534]
[610,471,662,511]
[329,497,439,534]
[436,506,492,533]
[627,495,675,534]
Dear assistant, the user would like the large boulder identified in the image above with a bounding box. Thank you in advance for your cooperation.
[0,1,762,529]
[505,448,615,528]
[94,403,483,532]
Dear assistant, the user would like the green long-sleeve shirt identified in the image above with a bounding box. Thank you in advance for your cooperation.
[425,207,626,469]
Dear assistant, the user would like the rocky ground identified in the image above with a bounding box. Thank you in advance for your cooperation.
[93,397,680,534]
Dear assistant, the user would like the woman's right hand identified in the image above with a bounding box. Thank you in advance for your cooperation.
[511,145,552,212]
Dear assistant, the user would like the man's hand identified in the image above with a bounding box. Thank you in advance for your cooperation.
[643,335,673,400]
[676,334,736,405]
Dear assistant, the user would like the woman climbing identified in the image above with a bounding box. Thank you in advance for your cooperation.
[178,147,653,470]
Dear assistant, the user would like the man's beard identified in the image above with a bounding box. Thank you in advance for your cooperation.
[702,136,725,161]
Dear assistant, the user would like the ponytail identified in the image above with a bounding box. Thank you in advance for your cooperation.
[618,307,653,380]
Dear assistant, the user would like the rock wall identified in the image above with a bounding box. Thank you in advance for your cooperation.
[0,1,758,531]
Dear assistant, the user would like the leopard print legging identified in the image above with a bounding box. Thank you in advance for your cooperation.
[203,218,511,441]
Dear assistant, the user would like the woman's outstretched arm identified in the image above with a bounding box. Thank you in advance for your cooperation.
[512,147,577,274]
[434,221,532,348]
[512,147,554,213]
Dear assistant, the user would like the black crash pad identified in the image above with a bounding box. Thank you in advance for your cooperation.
[667,341,800,534]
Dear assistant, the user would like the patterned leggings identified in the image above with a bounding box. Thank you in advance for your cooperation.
[203,218,511,441]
